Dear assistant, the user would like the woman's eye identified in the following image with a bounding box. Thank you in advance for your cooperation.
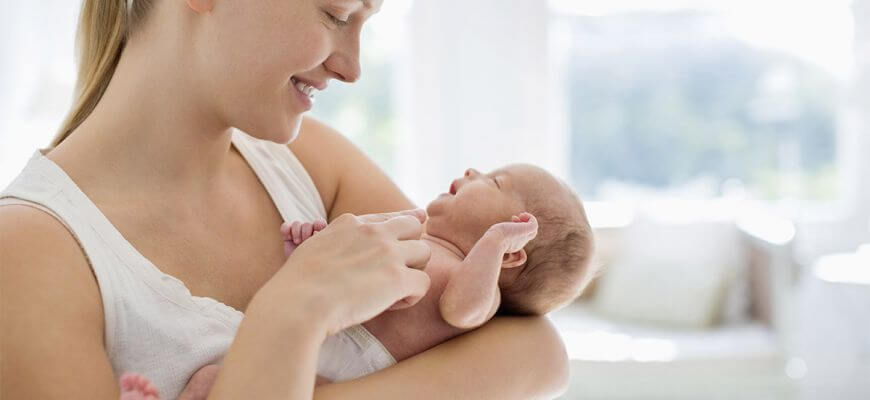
[493,177,500,189]
[324,11,349,27]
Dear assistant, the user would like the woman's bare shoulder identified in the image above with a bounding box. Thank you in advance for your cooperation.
[287,117,346,216]
[289,116,415,221]
[0,204,104,325]
[0,204,117,398]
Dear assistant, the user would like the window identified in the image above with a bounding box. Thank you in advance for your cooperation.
[550,0,855,203]
[308,1,413,178]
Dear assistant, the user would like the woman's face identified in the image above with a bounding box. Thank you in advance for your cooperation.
[196,0,382,143]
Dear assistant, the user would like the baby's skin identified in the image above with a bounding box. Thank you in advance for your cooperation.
[120,165,544,399]
[288,212,537,355]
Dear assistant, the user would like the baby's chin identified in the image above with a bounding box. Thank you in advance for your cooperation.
[428,215,495,250]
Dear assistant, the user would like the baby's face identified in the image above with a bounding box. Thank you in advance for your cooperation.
[426,164,546,255]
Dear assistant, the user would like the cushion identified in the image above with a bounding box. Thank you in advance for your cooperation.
[593,216,746,329]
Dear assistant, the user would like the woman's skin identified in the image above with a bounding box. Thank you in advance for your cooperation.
[0,0,570,399]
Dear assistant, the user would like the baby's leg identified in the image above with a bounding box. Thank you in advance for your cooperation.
[280,219,327,256]
[119,373,160,400]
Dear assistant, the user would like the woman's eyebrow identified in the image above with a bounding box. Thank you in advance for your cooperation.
[359,0,381,13]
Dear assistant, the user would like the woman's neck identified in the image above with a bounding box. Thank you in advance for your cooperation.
[48,25,236,200]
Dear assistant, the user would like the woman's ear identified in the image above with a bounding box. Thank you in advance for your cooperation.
[186,0,214,13]
[501,249,527,269]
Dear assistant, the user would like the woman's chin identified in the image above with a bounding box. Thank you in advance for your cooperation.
[258,115,304,144]
[266,115,303,144]
[285,114,304,142]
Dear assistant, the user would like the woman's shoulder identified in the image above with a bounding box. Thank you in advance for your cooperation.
[289,116,416,220]
[0,204,102,314]
[0,204,116,399]
[287,117,355,217]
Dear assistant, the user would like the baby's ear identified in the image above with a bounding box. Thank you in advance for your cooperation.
[501,249,527,269]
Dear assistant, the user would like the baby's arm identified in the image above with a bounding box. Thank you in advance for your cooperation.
[280,219,327,256]
[439,213,538,329]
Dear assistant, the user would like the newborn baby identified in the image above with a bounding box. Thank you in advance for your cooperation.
[120,164,595,399]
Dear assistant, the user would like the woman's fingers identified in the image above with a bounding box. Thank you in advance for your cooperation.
[391,268,431,310]
[357,208,427,224]
[376,214,426,241]
[397,240,431,270]
[272,210,436,332]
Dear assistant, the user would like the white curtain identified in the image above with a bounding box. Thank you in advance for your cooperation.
[394,0,563,206]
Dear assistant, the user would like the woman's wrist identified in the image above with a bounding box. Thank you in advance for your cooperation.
[209,294,327,400]
[248,282,333,340]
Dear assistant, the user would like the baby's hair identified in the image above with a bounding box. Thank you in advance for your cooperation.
[498,180,596,316]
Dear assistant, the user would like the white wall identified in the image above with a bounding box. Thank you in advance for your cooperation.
[0,1,79,188]
[855,0,870,225]
[794,0,870,264]
[395,0,563,206]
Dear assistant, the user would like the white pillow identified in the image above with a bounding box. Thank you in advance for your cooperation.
[593,218,745,329]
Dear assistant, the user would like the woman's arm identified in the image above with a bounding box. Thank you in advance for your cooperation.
[206,292,325,399]
[291,117,571,399]
[290,117,418,220]
[0,206,121,399]
[0,206,330,400]
[316,317,569,400]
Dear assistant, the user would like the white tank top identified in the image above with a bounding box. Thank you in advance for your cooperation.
[0,129,328,399]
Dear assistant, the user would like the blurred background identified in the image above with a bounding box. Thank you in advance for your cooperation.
[1,0,868,399]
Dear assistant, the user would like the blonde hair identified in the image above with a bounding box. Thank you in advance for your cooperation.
[51,0,155,148]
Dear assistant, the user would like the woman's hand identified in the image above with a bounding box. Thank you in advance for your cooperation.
[256,209,432,337]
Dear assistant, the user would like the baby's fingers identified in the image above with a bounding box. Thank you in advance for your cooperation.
[283,240,296,257]
[291,221,303,244]
[301,222,314,241]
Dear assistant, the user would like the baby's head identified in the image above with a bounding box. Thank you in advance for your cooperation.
[426,164,596,315]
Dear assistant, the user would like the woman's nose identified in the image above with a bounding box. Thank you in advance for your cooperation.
[324,33,362,83]
[465,168,480,178]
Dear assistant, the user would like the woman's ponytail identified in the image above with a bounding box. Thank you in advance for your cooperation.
[51,0,152,148]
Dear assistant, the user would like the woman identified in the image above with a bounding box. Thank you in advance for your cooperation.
[0,0,569,398]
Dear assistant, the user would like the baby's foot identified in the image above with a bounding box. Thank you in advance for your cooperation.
[488,212,539,253]
[119,372,160,400]
[280,219,327,256]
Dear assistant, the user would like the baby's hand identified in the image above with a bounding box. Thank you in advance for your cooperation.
[487,212,538,253]
[280,219,327,257]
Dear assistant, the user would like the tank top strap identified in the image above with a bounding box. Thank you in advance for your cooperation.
[230,129,328,223]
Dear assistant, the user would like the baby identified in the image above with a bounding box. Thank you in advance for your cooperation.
[120,163,595,399]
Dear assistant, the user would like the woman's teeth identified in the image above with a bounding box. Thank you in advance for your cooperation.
[292,78,316,98]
